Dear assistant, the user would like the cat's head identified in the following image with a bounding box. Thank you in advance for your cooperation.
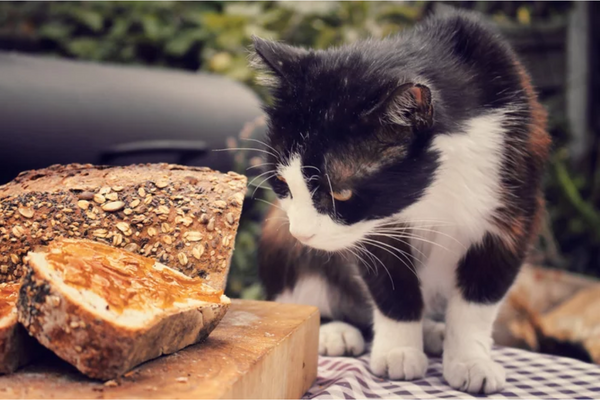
[251,37,439,252]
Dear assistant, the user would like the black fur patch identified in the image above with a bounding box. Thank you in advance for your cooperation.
[456,234,522,304]
[360,234,423,321]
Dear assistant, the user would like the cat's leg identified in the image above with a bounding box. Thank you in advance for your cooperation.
[423,318,445,356]
[361,239,428,380]
[443,234,522,394]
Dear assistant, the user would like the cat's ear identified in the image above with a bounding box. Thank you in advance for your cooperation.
[366,83,434,130]
[250,36,307,88]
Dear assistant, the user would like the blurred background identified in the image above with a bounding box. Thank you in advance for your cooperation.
[0,1,599,362]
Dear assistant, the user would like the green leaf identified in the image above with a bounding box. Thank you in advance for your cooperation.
[109,18,130,39]
[120,45,136,61]
[141,14,161,40]
[165,29,206,56]
[38,22,73,41]
[70,9,104,32]
[224,3,263,18]
[67,38,100,59]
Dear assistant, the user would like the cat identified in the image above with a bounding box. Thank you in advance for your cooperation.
[250,7,550,394]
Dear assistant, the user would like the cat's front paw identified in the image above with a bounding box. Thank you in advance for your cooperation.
[319,321,365,356]
[370,347,428,380]
[443,357,505,394]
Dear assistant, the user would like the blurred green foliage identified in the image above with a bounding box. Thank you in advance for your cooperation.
[1,1,597,297]
[0,1,425,98]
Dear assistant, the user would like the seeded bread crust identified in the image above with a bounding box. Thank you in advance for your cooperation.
[0,163,247,290]
[18,255,229,380]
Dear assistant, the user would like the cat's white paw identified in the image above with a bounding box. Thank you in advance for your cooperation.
[443,357,506,394]
[423,320,445,356]
[370,347,428,380]
[319,322,365,357]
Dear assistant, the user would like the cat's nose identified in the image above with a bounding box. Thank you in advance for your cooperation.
[293,233,316,243]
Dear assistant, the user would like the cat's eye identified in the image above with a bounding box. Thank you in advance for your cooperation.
[276,175,286,183]
[332,189,353,201]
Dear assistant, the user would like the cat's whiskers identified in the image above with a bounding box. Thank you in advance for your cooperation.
[370,231,457,255]
[301,165,322,174]
[240,138,281,159]
[325,172,336,216]
[213,147,278,159]
[251,173,278,198]
[264,216,288,222]
[310,186,320,199]
[248,183,273,193]
[307,174,320,183]
[247,169,278,189]
[363,236,423,265]
[405,227,467,250]
[375,219,455,228]
[375,226,467,251]
[369,233,428,261]
[360,237,419,280]
[376,229,465,250]
[356,242,396,289]
[246,163,275,171]
[253,198,284,211]
[275,220,290,233]
[351,243,379,275]
[358,244,383,276]
[346,245,374,275]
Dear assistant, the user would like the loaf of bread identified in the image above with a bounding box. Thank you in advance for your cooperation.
[0,282,36,374]
[18,238,230,380]
[0,163,247,291]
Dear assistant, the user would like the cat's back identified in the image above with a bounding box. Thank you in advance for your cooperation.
[410,9,527,111]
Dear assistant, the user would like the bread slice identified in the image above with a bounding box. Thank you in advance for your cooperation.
[18,238,230,380]
[0,163,247,290]
[0,282,35,374]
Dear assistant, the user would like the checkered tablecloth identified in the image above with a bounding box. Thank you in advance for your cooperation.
[304,347,600,399]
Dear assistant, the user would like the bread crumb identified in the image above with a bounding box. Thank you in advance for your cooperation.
[176,377,189,383]
[104,380,118,387]
[264,332,275,337]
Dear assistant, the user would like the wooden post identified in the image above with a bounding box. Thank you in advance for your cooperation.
[567,1,591,165]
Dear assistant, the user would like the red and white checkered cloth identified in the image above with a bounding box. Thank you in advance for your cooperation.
[305,347,600,399]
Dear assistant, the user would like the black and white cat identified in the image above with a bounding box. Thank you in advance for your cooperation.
[251,8,550,394]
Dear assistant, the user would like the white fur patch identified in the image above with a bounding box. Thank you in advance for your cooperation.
[397,112,509,312]
[319,322,366,356]
[443,294,505,393]
[370,309,428,380]
[274,274,333,319]
[402,112,506,233]
[278,155,377,251]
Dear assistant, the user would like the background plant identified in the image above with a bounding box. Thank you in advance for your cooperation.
[1,1,596,298]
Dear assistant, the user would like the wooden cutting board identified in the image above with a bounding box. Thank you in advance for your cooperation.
[0,300,320,399]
